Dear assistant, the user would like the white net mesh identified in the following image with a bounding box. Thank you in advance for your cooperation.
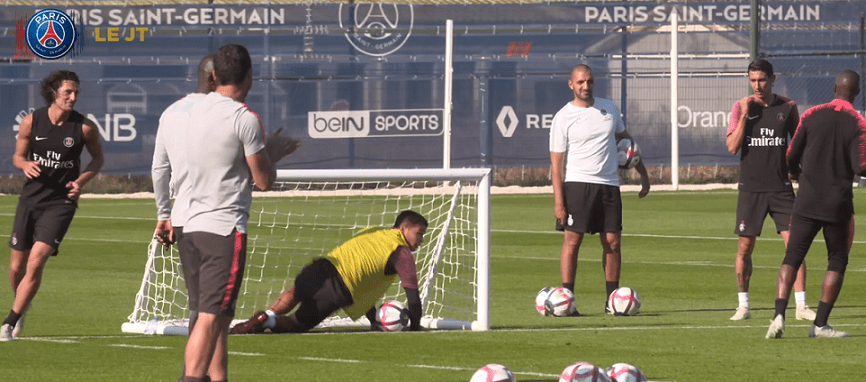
[124,169,489,334]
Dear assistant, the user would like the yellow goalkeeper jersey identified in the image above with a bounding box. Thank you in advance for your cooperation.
[327,228,407,319]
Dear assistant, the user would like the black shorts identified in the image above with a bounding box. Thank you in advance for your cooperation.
[178,229,246,317]
[292,258,353,329]
[174,227,198,311]
[784,214,850,273]
[555,182,622,234]
[735,189,794,236]
[9,202,76,256]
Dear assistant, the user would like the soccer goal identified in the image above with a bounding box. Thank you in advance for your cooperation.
[122,168,491,335]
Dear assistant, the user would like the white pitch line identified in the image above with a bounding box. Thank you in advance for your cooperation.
[3,211,864,246]
[0,212,151,221]
[64,237,152,244]
[504,321,866,333]
[229,351,266,356]
[495,228,866,245]
[507,251,866,273]
[19,316,866,343]
[109,344,172,350]
[299,356,365,363]
[407,364,474,371]
[19,337,79,343]
[296,357,561,379]
[20,324,863,382]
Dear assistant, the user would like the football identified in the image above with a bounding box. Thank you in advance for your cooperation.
[469,363,517,382]
[616,138,641,169]
[558,362,594,382]
[377,300,409,332]
[606,363,648,382]
[559,362,612,382]
[535,286,553,316]
[607,287,641,316]
[544,287,576,317]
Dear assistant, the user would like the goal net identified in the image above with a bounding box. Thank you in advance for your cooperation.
[122,168,491,335]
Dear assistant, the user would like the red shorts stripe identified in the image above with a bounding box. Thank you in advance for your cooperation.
[221,230,244,309]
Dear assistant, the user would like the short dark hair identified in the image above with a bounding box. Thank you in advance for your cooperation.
[40,70,79,105]
[393,210,428,229]
[747,59,774,77]
[571,64,592,76]
[213,44,252,86]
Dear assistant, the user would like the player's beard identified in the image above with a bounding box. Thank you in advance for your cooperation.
[576,89,593,103]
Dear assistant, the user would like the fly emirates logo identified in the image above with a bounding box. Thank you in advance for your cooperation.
[32,150,74,169]
[748,128,786,147]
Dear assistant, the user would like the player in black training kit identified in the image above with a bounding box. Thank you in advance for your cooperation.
[725,59,814,322]
[766,70,866,339]
[1,71,104,341]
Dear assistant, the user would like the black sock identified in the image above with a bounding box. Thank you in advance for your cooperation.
[3,310,21,326]
[562,282,575,293]
[813,301,833,327]
[180,377,208,382]
[605,282,619,298]
[774,299,788,319]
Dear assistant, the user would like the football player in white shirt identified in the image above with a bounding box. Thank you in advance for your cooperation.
[549,64,649,316]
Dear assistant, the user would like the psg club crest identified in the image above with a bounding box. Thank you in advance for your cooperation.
[777,112,786,121]
[339,4,413,57]
[601,108,612,121]
[63,137,74,147]
[25,9,77,60]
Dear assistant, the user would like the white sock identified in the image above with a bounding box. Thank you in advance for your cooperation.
[264,310,277,328]
[794,292,807,307]
[737,292,749,308]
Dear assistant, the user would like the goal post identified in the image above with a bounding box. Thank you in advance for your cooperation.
[122,168,491,334]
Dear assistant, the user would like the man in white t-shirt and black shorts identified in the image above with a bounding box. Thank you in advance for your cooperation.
[549,64,650,315]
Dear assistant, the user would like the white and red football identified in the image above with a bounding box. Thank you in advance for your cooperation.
[606,363,648,382]
[545,287,576,317]
[607,287,641,316]
[377,300,409,332]
[535,286,553,316]
[560,362,612,382]
[616,138,641,169]
[469,363,517,382]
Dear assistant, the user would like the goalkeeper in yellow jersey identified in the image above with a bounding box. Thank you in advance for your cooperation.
[231,210,427,334]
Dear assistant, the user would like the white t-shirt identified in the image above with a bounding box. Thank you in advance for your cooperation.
[152,93,206,226]
[549,98,625,186]
[182,92,265,236]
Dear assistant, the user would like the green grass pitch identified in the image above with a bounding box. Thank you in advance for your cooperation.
[0,188,865,381]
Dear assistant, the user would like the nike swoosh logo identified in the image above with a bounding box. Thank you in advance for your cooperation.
[35,136,48,141]
[747,115,759,120]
